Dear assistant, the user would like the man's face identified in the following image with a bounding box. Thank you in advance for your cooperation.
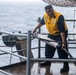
[46,8,54,18]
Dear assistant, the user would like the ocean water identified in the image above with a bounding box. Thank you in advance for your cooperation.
[0,1,76,67]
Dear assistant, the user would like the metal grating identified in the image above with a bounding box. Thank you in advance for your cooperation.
[42,0,76,7]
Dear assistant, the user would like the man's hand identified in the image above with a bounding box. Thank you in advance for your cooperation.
[33,29,37,33]
[61,43,66,50]
[33,23,43,33]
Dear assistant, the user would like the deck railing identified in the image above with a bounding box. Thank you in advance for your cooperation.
[0,19,76,75]
[0,69,12,75]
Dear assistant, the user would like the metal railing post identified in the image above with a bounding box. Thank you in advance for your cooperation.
[38,27,41,58]
[26,31,31,75]
[38,17,41,58]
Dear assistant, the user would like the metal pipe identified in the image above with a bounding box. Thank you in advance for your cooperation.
[0,49,27,60]
[0,49,27,55]
[34,33,58,48]
[35,33,76,35]
[31,58,76,62]
[0,46,76,55]
[26,31,31,75]
[10,47,13,64]
[0,30,26,37]
[68,33,76,35]
[38,17,41,58]
[0,49,76,63]
[65,19,76,21]
[38,28,41,58]
[0,69,12,75]
[34,33,76,44]
[63,48,76,66]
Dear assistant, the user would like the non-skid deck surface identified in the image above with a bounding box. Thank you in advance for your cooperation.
[5,62,76,75]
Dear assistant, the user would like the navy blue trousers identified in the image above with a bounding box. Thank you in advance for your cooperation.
[45,34,68,59]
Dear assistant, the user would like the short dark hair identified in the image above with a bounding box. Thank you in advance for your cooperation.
[45,5,53,10]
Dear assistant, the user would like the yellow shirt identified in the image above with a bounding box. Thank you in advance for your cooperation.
[44,10,68,36]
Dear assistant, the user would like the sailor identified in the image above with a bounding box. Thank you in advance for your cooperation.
[33,5,69,73]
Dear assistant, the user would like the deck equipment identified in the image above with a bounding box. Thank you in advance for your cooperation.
[33,33,76,66]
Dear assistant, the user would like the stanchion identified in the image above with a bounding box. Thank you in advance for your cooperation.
[37,17,41,58]
[26,31,31,75]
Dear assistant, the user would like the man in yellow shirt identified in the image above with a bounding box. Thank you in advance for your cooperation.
[33,5,69,74]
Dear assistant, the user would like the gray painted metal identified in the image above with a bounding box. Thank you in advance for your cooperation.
[34,33,58,48]
[26,31,31,75]
[0,69,12,75]
[42,0,76,7]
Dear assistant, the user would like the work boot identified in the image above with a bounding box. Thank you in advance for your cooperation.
[60,62,69,74]
[40,61,51,67]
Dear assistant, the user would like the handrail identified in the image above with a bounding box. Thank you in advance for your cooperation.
[65,19,76,21]
[0,49,27,60]
[0,30,76,75]
[36,33,76,35]
[0,49,76,62]
[31,58,76,62]
[0,21,76,75]
[0,69,12,75]
[25,31,76,75]
[0,30,26,37]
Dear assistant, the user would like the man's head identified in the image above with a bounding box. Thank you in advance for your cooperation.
[45,5,54,18]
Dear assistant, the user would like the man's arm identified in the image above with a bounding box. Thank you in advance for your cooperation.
[33,17,45,33]
[57,15,66,49]
[33,23,43,33]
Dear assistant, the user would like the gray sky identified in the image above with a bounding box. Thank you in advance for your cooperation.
[0,0,41,3]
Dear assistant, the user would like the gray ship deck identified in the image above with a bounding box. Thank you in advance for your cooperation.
[4,62,76,75]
